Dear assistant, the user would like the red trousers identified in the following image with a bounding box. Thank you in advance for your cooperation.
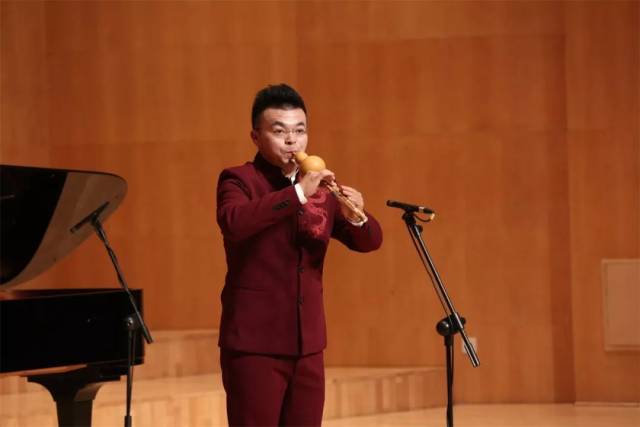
[220,349,325,427]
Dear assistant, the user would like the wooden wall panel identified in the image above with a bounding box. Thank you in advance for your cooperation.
[602,260,640,350]
[565,1,640,403]
[296,1,571,403]
[0,1,49,166]
[1,0,637,404]
[6,1,301,331]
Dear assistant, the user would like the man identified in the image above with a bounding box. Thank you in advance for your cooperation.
[216,83,382,426]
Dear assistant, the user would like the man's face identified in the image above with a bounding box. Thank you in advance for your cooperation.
[251,108,308,172]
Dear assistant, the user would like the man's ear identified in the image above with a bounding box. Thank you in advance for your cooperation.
[250,129,258,146]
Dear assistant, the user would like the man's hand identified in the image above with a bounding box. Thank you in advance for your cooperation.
[338,185,365,221]
[299,169,335,198]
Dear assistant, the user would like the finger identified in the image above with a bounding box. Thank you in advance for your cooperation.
[341,188,362,199]
[350,194,364,207]
[307,170,332,181]
[319,169,335,183]
[351,198,364,209]
[339,185,356,193]
[341,190,363,204]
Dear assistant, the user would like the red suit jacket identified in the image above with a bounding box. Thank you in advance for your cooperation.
[216,154,383,356]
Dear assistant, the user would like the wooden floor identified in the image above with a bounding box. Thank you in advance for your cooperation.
[325,404,640,427]
[2,376,638,427]
[2,331,638,426]
[2,400,638,427]
[0,368,446,427]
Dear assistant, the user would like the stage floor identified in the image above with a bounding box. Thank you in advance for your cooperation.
[324,403,640,427]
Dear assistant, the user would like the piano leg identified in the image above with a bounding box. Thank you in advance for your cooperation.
[28,366,123,427]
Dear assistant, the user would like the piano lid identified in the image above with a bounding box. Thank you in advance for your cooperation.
[0,165,126,289]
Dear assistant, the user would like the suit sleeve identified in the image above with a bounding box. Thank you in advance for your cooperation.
[331,209,383,252]
[216,169,301,242]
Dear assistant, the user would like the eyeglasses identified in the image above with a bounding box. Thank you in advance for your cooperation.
[256,127,307,139]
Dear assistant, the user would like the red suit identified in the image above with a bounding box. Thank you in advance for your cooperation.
[216,153,382,426]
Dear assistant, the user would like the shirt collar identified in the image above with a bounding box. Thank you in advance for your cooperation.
[253,153,297,186]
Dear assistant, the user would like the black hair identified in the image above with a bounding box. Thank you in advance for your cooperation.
[251,83,307,129]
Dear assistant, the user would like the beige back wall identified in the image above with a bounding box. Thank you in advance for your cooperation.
[1,1,638,404]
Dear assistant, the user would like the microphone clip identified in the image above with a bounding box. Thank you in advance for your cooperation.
[386,199,436,222]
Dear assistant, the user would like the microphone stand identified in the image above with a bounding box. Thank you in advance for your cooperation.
[396,210,479,427]
[91,215,153,427]
[71,202,153,427]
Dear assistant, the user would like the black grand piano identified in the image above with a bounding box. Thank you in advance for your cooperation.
[0,165,146,427]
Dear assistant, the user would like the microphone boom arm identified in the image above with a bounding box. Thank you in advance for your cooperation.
[389,200,479,427]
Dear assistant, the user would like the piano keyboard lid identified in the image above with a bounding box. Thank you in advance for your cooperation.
[0,164,127,289]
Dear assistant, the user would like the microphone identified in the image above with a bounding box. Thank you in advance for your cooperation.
[386,200,436,216]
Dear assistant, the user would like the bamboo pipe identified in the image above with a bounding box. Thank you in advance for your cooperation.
[292,152,368,222]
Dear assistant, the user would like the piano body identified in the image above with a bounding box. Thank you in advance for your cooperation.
[0,165,145,427]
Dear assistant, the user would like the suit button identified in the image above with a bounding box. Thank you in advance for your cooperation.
[298,209,304,216]
[297,266,304,273]
[298,297,304,305]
